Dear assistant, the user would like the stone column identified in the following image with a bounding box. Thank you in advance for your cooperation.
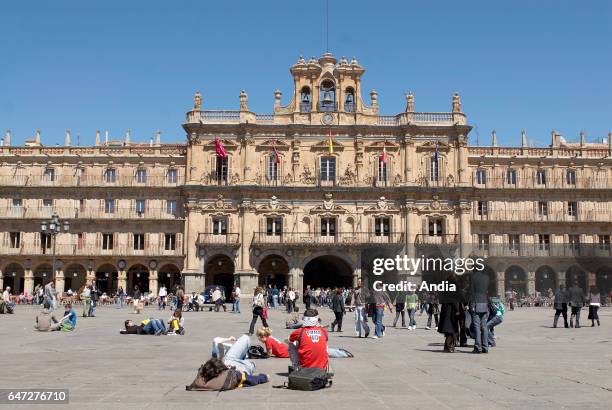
[459,202,471,258]
[149,270,158,296]
[118,270,127,292]
[289,266,303,295]
[86,269,96,286]
[55,269,65,294]
[352,267,361,287]
[527,271,536,295]
[588,272,596,288]
[497,271,505,298]
[556,271,566,289]
[0,267,3,292]
[24,268,34,295]
[405,202,416,258]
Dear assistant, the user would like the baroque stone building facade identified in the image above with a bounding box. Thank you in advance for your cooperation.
[1,53,611,298]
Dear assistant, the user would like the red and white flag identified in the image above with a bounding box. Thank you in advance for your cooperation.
[215,137,228,158]
[272,141,280,164]
[380,142,388,163]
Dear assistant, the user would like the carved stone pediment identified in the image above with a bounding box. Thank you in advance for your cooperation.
[412,196,455,214]
[256,195,292,213]
[310,193,348,213]
[364,196,400,213]
[256,139,291,151]
[417,140,450,152]
[203,138,239,151]
[200,194,238,212]
[311,139,344,152]
[364,140,400,151]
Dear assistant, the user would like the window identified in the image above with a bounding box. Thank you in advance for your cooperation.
[133,233,145,250]
[166,200,177,216]
[77,233,84,250]
[165,233,176,251]
[378,158,387,182]
[477,234,489,250]
[537,201,548,217]
[79,199,85,212]
[598,234,610,250]
[135,199,146,216]
[567,201,577,217]
[508,234,520,251]
[167,169,178,184]
[430,157,439,182]
[506,169,517,185]
[568,234,580,250]
[215,157,229,183]
[477,201,488,216]
[266,217,282,236]
[104,199,115,214]
[43,167,55,182]
[43,199,53,208]
[538,234,550,251]
[40,232,52,251]
[267,155,279,181]
[566,170,576,186]
[374,217,390,237]
[12,198,22,208]
[300,87,311,113]
[135,169,147,183]
[320,218,336,237]
[9,232,20,248]
[104,168,117,183]
[536,169,546,185]
[428,219,443,236]
[212,218,227,235]
[320,157,336,181]
[475,169,487,185]
[102,233,114,250]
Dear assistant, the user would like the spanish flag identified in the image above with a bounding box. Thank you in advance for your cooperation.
[328,129,334,154]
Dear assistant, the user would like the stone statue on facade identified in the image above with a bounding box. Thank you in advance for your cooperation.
[452,93,461,113]
[194,91,202,110]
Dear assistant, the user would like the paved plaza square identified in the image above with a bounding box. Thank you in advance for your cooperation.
[0,304,610,409]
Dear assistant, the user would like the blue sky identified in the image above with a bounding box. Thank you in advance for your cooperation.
[1,0,610,147]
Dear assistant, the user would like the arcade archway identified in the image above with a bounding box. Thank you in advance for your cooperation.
[95,264,118,294]
[64,263,87,293]
[258,255,289,288]
[2,263,25,294]
[158,264,182,292]
[127,264,149,295]
[303,255,353,289]
[205,255,235,293]
[595,267,611,294]
[535,266,556,295]
[566,266,587,291]
[505,266,527,297]
[33,263,53,289]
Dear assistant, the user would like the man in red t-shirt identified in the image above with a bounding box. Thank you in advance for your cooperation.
[288,309,329,370]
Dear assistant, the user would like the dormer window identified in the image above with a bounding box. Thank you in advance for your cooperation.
[300,87,311,113]
[345,87,355,113]
[319,80,335,112]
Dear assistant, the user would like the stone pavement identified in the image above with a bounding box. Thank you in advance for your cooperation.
[0,304,610,409]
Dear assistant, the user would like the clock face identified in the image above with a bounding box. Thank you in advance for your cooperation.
[322,113,334,125]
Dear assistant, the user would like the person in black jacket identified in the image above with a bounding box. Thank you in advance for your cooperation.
[469,269,490,354]
[330,288,345,332]
[553,284,570,328]
[89,284,100,317]
[568,281,586,328]
[437,274,460,352]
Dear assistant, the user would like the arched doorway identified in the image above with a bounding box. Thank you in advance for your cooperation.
[2,263,25,294]
[595,267,611,294]
[481,266,498,297]
[535,266,556,295]
[63,264,87,293]
[258,255,289,288]
[158,264,182,292]
[127,264,149,295]
[205,255,235,294]
[505,266,527,297]
[566,266,587,291]
[303,255,353,289]
[33,264,53,289]
[95,264,118,295]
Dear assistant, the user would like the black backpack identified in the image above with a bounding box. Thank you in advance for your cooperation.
[288,367,331,391]
[247,345,268,359]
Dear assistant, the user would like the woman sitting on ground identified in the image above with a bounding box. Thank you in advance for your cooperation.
[167,308,185,335]
[186,358,268,391]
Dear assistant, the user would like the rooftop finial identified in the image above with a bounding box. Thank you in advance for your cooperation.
[194,91,202,110]
[156,130,161,146]
[35,129,41,145]
[125,129,131,145]
[608,132,612,149]
[452,93,462,113]
[65,129,71,146]
[405,91,414,112]
[491,129,497,147]
[5,129,10,146]
[579,131,585,147]
[274,89,282,110]
[95,129,100,146]
[239,90,248,111]
[521,129,527,147]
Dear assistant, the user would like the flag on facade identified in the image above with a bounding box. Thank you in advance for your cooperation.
[272,140,280,164]
[215,137,228,158]
[434,141,439,163]
[380,141,388,163]
[328,129,334,154]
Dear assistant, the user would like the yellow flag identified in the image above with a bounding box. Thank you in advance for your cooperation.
[328,129,334,154]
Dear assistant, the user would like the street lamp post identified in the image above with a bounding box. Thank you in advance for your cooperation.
[40,213,70,286]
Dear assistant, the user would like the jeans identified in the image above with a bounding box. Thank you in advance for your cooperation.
[143,319,165,334]
[273,295,278,308]
[249,306,268,334]
[408,308,416,327]
[158,297,166,310]
[553,304,568,327]
[427,312,438,328]
[116,297,124,309]
[393,309,406,327]
[222,335,255,375]
[89,300,97,317]
[471,310,489,352]
[571,306,582,326]
[233,299,241,313]
[374,307,385,337]
[486,315,503,347]
[354,306,370,336]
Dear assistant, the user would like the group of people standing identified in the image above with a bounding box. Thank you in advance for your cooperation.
[553,283,602,328]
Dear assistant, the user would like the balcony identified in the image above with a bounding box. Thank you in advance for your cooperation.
[415,234,459,247]
[251,232,404,248]
[0,174,183,188]
[0,207,182,220]
[470,244,612,259]
[196,233,241,248]
[472,209,611,223]
[0,244,183,257]
[472,176,612,190]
